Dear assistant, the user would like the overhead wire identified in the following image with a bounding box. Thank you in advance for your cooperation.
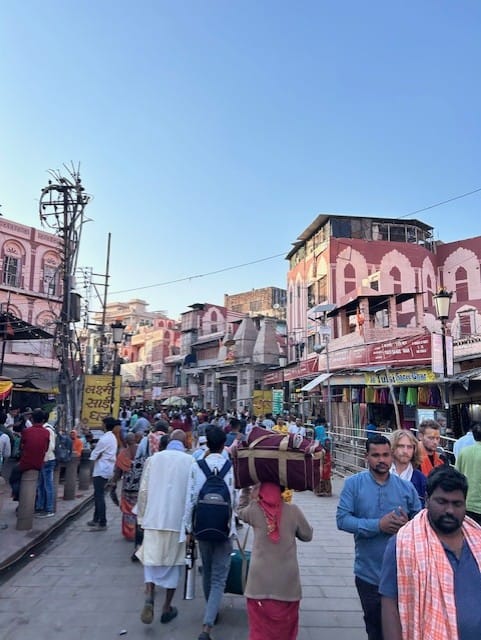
[109,185,481,296]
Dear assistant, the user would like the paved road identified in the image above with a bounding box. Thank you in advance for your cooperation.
[0,477,364,640]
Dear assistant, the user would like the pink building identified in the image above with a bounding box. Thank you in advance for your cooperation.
[0,216,61,395]
[281,214,481,434]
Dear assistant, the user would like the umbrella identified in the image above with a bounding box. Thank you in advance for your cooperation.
[162,396,187,407]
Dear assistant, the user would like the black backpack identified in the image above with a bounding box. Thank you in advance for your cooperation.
[193,459,232,542]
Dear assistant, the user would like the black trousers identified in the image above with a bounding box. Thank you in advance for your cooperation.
[355,576,384,640]
[92,476,108,526]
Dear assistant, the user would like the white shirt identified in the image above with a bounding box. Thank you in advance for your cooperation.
[0,433,11,461]
[288,423,306,437]
[183,452,237,536]
[89,431,117,478]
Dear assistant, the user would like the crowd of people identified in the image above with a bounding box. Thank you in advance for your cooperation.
[338,419,481,640]
[85,404,318,640]
[4,401,481,640]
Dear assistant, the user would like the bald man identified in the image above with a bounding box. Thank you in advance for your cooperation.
[135,427,192,626]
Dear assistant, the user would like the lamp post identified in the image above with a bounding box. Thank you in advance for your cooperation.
[110,320,125,414]
[433,288,452,431]
[310,303,336,429]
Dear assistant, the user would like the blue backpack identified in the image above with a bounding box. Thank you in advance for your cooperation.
[193,459,232,542]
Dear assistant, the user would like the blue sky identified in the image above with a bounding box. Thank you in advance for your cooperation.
[1,1,480,319]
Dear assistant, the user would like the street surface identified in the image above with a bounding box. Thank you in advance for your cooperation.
[0,477,364,640]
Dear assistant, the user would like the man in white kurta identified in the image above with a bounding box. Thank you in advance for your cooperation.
[135,429,192,625]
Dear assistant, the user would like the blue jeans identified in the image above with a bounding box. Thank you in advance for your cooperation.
[198,538,232,627]
[36,460,56,513]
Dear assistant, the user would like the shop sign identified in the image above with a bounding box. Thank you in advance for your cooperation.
[81,374,120,427]
[364,368,438,386]
[272,389,283,414]
[253,390,272,415]
[328,334,432,370]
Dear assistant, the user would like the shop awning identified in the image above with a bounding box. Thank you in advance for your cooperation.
[0,312,53,340]
[2,365,59,394]
[300,372,331,392]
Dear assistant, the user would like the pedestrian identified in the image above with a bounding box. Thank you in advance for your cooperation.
[183,425,236,640]
[70,429,84,458]
[389,429,427,506]
[135,429,192,626]
[314,436,332,497]
[237,482,313,640]
[455,421,481,525]
[453,425,475,460]
[365,419,378,440]
[87,416,118,531]
[336,434,421,640]
[35,411,57,518]
[417,419,444,476]
[111,432,141,543]
[9,408,50,504]
[379,465,481,640]
[288,417,306,437]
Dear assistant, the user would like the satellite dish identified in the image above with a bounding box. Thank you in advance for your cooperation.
[273,303,280,309]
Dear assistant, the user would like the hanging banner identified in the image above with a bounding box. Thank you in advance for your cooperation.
[364,368,438,386]
[252,390,272,416]
[81,374,120,428]
[0,379,13,400]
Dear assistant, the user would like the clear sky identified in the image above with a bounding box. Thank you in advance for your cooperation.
[1,1,480,320]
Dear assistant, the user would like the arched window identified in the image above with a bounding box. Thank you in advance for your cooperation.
[390,267,402,294]
[164,330,170,341]
[42,252,61,296]
[426,275,433,308]
[158,320,165,328]
[344,264,356,295]
[2,241,24,288]
[455,266,468,302]
[210,310,218,333]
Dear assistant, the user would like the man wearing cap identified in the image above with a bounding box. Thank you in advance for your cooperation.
[87,416,118,531]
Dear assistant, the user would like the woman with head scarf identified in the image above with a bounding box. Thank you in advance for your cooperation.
[237,483,313,640]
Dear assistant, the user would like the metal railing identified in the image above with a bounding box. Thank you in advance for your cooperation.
[309,424,457,476]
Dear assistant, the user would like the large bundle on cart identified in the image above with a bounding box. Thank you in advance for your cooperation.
[231,426,324,491]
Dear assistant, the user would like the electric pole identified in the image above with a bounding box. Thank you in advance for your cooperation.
[39,163,90,429]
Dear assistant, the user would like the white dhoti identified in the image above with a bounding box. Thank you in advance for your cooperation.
[136,529,185,588]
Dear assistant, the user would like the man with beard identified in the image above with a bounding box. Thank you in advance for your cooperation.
[380,465,481,640]
[417,419,444,476]
[390,429,427,506]
[337,435,421,640]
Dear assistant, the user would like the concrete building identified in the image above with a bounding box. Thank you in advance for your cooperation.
[274,213,481,434]
[0,216,61,398]
[224,286,287,320]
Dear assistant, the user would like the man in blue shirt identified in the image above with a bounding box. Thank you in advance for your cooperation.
[336,435,421,640]
[379,465,481,640]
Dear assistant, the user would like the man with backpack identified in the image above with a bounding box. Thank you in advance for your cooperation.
[183,425,237,640]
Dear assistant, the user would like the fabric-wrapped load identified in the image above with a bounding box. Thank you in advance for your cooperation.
[232,426,324,491]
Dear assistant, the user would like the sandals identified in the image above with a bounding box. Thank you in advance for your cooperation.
[160,606,178,624]
[140,599,154,625]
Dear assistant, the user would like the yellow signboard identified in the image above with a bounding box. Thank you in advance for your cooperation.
[253,390,272,416]
[81,374,121,428]
[364,368,438,386]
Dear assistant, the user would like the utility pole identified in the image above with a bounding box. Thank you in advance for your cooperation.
[39,164,90,430]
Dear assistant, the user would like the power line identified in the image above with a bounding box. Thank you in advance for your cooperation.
[399,186,481,218]
[110,186,481,296]
[110,252,286,295]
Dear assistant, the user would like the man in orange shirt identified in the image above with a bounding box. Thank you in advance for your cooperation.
[418,419,444,477]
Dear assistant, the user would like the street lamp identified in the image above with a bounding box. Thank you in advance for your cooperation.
[433,288,452,430]
[110,319,125,414]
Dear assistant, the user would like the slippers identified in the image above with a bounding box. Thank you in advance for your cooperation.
[140,600,154,625]
[160,606,178,624]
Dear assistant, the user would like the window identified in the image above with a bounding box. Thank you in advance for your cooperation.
[3,256,20,287]
[455,267,468,302]
[344,264,356,295]
[390,267,402,294]
[250,300,261,312]
[458,310,474,338]
[43,265,58,296]
[389,225,406,243]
